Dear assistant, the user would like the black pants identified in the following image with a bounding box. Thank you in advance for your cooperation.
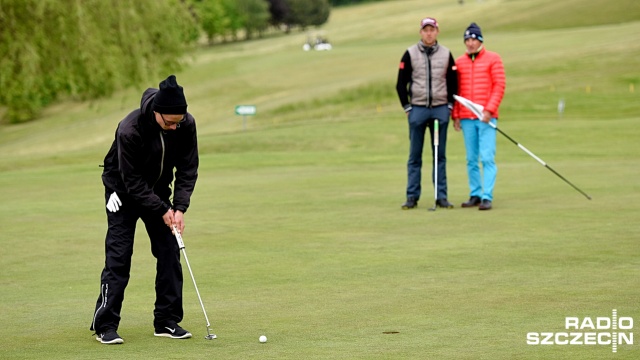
[91,191,183,332]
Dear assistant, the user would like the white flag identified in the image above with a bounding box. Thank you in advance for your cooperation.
[453,95,484,119]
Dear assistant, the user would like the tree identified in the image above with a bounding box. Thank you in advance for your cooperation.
[266,0,289,27]
[0,0,199,123]
[194,0,230,44]
[306,0,331,27]
[237,0,270,39]
[328,0,384,5]
[284,0,330,30]
[220,0,244,41]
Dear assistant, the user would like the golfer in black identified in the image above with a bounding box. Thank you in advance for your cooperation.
[91,75,199,344]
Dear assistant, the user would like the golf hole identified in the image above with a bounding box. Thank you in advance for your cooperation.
[382,331,399,334]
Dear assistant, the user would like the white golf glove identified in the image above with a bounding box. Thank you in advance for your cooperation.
[106,192,122,213]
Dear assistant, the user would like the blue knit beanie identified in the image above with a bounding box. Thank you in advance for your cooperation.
[464,22,484,42]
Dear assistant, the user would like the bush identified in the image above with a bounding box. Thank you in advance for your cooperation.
[0,0,199,123]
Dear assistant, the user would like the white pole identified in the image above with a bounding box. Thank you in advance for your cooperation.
[433,120,439,204]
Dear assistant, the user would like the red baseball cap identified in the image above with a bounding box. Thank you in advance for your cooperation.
[420,17,439,29]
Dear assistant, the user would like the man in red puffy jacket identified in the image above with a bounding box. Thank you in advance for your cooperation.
[452,23,505,211]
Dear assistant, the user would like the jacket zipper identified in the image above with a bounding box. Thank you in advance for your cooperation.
[426,51,432,108]
[470,54,475,115]
[154,132,165,187]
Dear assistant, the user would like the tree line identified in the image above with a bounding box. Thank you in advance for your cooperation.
[0,0,380,122]
[196,0,330,43]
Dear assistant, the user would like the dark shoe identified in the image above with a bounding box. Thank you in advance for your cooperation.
[401,197,418,210]
[461,196,482,208]
[96,329,124,344]
[479,199,492,211]
[435,199,454,208]
[154,324,192,339]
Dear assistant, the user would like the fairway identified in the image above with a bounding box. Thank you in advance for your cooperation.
[1,0,639,359]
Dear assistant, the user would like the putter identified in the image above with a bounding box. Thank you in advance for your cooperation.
[173,225,217,340]
[428,119,439,211]
[453,95,591,200]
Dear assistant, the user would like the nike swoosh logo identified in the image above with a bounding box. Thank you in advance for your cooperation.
[165,327,176,333]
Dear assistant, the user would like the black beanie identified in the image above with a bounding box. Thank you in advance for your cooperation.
[153,75,187,114]
[464,22,484,42]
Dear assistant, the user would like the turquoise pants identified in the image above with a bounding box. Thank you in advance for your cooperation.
[460,118,497,201]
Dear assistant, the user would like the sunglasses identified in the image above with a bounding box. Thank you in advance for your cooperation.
[159,113,186,128]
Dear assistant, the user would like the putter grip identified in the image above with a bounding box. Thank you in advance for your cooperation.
[173,226,185,249]
[433,120,439,146]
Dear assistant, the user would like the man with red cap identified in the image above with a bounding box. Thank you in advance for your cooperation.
[396,17,458,210]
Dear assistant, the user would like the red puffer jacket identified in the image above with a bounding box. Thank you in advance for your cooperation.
[452,47,505,119]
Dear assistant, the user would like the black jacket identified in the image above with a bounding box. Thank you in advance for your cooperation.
[102,88,199,216]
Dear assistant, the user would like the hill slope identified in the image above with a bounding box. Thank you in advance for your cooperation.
[0,0,638,168]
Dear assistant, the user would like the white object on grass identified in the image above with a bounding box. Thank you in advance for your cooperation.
[259,335,267,343]
[314,43,332,51]
[558,98,565,116]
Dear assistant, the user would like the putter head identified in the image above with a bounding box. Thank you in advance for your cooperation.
[205,332,217,340]
[428,207,436,212]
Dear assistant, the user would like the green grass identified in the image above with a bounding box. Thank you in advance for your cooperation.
[1,0,639,359]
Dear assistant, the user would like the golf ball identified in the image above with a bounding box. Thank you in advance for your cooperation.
[259,335,267,343]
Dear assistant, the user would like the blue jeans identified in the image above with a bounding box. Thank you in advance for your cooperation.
[406,105,450,201]
[460,118,497,201]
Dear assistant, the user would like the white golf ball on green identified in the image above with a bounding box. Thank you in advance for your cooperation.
[259,335,267,343]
